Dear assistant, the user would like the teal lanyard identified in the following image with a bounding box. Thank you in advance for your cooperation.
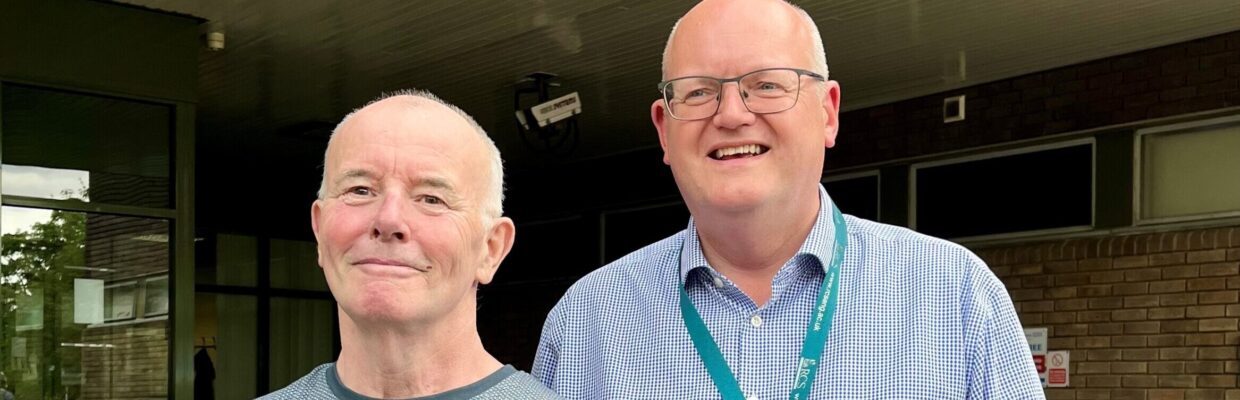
[680,205,848,400]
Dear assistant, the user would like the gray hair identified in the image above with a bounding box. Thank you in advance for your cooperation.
[660,0,829,80]
[317,89,506,218]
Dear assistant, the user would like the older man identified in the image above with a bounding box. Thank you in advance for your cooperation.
[533,1,1044,399]
[262,91,558,399]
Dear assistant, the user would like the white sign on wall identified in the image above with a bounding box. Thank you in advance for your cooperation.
[1024,327,1048,386]
[1046,350,1070,387]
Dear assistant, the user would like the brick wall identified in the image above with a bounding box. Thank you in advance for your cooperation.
[831,31,1240,170]
[974,227,1240,400]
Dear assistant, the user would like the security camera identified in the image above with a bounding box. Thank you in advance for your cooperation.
[526,92,581,128]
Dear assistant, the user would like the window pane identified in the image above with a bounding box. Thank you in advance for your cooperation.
[1,84,172,208]
[0,206,170,399]
[268,297,335,391]
[1142,123,1240,219]
[823,175,879,221]
[915,144,1093,238]
[199,234,258,287]
[194,293,256,400]
[270,239,328,291]
[602,204,689,264]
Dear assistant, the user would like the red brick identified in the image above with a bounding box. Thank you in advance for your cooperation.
[1188,278,1227,291]
[1148,334,1185,347]
[1151,280,1187,293]
[1149,307,1185,320]
[1201,318,1238,332]
[1160,293,1198,306]
[1187,305,1228,318]
[1115,283,1151,295]
[1201,290,1239,304]
[1188,250,1229,263]
[1152,252,1187,266]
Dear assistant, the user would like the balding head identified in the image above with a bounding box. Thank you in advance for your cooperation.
[661,0,828,81]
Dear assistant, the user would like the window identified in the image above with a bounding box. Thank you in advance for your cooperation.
[912,140,1094,239]
[104,283,137,321]
[601,203,690,264]
[1137,115,1240,222]
[823,171,880,221]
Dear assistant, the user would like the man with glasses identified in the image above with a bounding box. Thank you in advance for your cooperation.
[533,0,1043,399]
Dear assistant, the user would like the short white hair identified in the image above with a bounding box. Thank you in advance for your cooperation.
[660,0,829,80]
[317,89,506,218]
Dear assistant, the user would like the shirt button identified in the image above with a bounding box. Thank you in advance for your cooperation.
[712,277,724,288]
[750,315,763,328]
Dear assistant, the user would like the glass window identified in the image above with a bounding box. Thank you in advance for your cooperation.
[195,293,257,400]
[1,84,173,208]
[143,276,169,317]
[268,297,335,391]
[270,239,328,291]
[823,173,880,221]
[200,234,258,287]
[0,206,170,399]
[914,142,1093,238]
[602,205,689,264]
[1140,118,1240,220]
[501,217,597,282]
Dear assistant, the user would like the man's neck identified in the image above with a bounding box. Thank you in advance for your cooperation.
[694,191,821,306]
[334,307,502,399]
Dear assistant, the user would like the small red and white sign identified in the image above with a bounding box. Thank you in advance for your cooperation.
[1046,350,1069,387]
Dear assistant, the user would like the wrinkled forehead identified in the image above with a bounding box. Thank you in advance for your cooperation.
[324,98,487,178]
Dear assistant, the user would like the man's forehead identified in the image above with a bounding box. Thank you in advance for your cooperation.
[666,0,809,75]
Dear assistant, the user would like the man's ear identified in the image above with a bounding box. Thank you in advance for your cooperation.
[476,216,516,285]
[652,99,672,165]
[311,199,325,269]
[821,80,841,149]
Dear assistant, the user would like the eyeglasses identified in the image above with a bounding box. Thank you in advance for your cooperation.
[657,67,825,121]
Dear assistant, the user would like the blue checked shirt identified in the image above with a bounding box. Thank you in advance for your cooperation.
[533,186,1044,399]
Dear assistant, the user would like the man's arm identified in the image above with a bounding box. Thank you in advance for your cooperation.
[964,256,1045,400]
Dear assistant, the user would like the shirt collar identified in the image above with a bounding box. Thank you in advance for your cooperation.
[679,184,840,284]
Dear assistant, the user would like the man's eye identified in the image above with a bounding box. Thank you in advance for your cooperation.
[346,186,373,196]
[420,195,444,205]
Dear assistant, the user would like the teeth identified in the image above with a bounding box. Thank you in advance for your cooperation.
[713,144,764,159]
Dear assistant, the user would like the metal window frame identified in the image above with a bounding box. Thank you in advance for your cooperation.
[822,169,882,221]
[909,137,1097,241]
[1133,113,1240,225]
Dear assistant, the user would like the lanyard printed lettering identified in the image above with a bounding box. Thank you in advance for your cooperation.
[680,204,847,400]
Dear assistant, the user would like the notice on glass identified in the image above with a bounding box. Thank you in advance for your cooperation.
[74,278,104,324]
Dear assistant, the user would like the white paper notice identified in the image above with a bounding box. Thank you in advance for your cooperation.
[74,278,104,324]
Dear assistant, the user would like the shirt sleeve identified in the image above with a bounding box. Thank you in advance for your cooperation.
[964,255,1046,400]
[532,298,564,390]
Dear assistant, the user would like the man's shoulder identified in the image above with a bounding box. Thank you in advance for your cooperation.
[477,369,561,399]
[562,229,685,299]
[845,215,985,267]
[258,363,334,399]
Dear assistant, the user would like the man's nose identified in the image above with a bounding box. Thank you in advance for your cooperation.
[713,82,756,130]
[371,194,410,242]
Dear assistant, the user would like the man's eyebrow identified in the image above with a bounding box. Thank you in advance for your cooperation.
[333,169,376,186]
[417,176,456,193]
